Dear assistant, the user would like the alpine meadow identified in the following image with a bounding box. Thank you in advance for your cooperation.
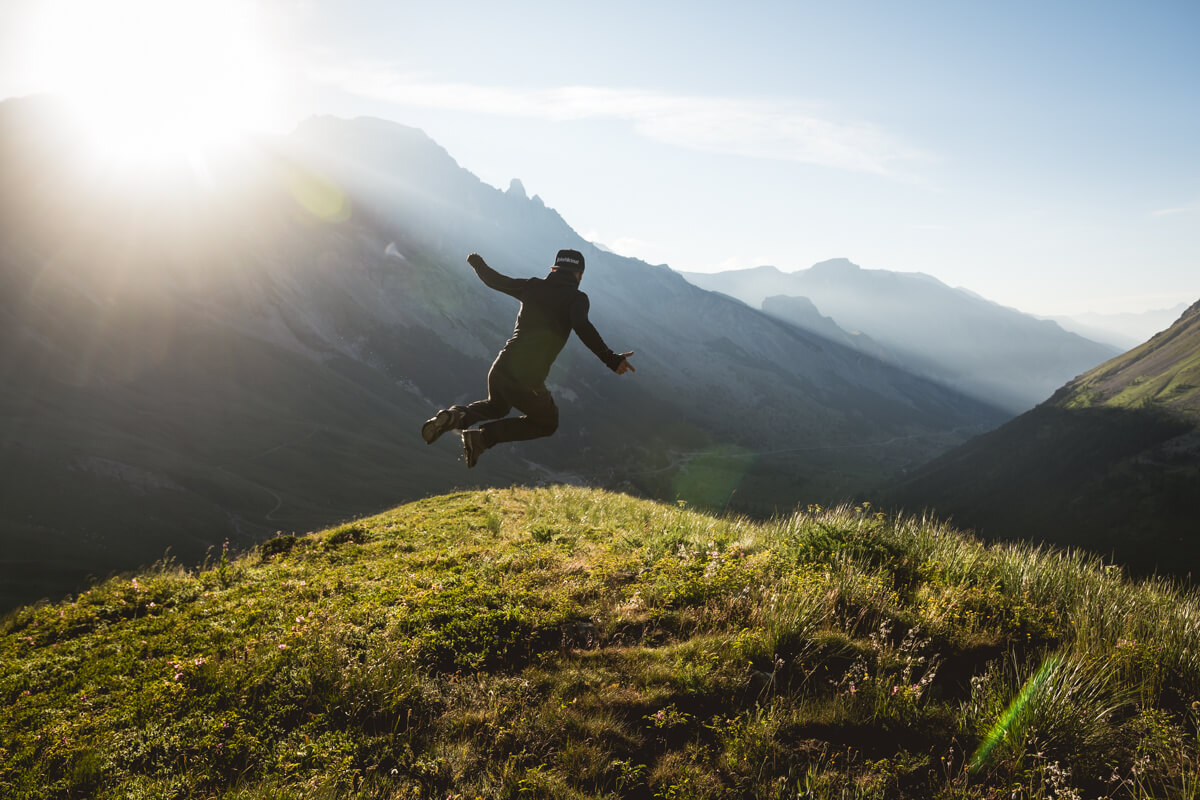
[4,487,1200,798]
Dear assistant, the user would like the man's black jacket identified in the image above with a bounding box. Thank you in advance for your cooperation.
[469,256,623,387]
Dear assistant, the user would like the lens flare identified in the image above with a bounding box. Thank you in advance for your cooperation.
[285,164,351,223]
[672,444,754,509]
[969,653,1063,773]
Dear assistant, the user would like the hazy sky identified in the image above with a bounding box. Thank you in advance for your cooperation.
[2,0,1198,315]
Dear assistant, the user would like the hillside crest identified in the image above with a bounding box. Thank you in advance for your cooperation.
[4,486,1199,798]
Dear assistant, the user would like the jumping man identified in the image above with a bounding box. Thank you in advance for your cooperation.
[422,249,635,468]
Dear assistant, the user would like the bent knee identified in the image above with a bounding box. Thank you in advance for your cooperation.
[533,409,559,437]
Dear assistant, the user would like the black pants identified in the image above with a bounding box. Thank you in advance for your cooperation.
[453,362,559,449]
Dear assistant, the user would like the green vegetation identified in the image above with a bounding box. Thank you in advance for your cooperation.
[3,487,1199,799]
[1106,354,1200,411]
[1060,301,1200,415]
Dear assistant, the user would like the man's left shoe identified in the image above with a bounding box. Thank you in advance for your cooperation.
[461,429,486,468]
[422,409,464,444]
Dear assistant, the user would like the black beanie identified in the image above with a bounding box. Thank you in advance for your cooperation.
[553,249,585,272]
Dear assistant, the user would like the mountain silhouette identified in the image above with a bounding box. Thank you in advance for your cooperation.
[682,260,1119,413]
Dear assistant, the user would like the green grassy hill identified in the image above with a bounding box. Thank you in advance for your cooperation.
[3,487,1199,799]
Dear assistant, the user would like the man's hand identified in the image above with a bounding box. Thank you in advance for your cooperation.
[467,253,487,270]
[615,351,635,375]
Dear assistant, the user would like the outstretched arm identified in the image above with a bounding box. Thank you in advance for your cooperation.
[467,253,525,298]
[570,295,635,375]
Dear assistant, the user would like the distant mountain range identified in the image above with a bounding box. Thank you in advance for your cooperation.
[1048,304,1190,351]
[681,261,1119,413]
[0,96,1008,609]
[884,299,1200,577]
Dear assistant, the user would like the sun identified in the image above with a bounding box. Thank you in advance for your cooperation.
[21,0,278,166]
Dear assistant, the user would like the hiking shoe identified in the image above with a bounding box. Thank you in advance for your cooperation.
[461,429,486,468]
[421,409,463,444]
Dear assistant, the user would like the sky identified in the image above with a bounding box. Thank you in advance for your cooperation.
[1,0,1198,317]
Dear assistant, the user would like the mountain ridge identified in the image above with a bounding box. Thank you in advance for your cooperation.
[1055,298,1200,414]
[0,96,1006,609]
[681,260,1119,413]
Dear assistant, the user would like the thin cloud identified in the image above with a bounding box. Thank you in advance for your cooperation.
[312,64,926,176]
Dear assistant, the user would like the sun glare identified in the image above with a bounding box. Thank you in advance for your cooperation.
[23,0,277,166]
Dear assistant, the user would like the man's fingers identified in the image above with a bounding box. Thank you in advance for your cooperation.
[615,351,635,374]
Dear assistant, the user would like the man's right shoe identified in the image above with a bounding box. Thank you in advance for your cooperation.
[461,429,485,468]
[421,409,464,444]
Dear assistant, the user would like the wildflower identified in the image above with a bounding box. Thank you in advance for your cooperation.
[278,644,288,650]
